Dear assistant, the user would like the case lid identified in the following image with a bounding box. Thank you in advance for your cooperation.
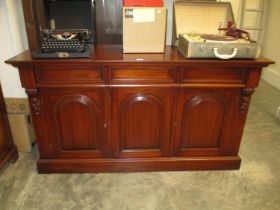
[173,1,235,38]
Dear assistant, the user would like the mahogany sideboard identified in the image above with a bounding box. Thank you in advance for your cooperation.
[6,45,274,173]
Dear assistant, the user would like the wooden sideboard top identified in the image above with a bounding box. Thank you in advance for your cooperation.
[6,45,274,67]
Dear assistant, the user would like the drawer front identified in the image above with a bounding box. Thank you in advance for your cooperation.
[181,67,246,86]
[35,66,104,85]
[109,67,176,84]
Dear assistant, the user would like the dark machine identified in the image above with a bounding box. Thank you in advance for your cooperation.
[30,0,122,58]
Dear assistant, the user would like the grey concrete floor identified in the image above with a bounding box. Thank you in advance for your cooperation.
[0,80,280,210]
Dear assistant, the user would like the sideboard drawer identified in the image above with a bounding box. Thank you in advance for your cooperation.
[182,67,246,86]
[35,66,104,85]
[109,67,176,84]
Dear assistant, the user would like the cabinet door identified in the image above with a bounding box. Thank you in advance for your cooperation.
[111,87,175,158]
[173,88,239,157]
[32,88,109,159]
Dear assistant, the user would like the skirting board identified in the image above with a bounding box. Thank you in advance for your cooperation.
[261,67,280,90]
[37,156,241,173]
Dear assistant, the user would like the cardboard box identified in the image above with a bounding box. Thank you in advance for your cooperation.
[123,0,163,7]
[7,114,35,152]
[123,7,167,53]
[5,98,35,152]
[5,98,30,114]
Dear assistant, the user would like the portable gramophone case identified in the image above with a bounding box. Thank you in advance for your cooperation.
[173,1,260,59]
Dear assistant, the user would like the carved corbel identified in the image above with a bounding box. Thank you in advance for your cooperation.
[240,88,255,113]
[26,88,40,115]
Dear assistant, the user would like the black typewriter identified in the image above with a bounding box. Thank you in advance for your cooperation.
[33,29,92,58]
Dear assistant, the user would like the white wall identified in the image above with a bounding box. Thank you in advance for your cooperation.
[0,0,28,98]
[261,0,280,90]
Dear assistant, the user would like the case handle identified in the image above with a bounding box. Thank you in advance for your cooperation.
[213,48,238,59]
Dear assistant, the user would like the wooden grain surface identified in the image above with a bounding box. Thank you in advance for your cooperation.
[6,45,274,67]
[5,45,274,172]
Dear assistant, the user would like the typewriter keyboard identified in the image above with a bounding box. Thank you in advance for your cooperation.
[42,37,84,53]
